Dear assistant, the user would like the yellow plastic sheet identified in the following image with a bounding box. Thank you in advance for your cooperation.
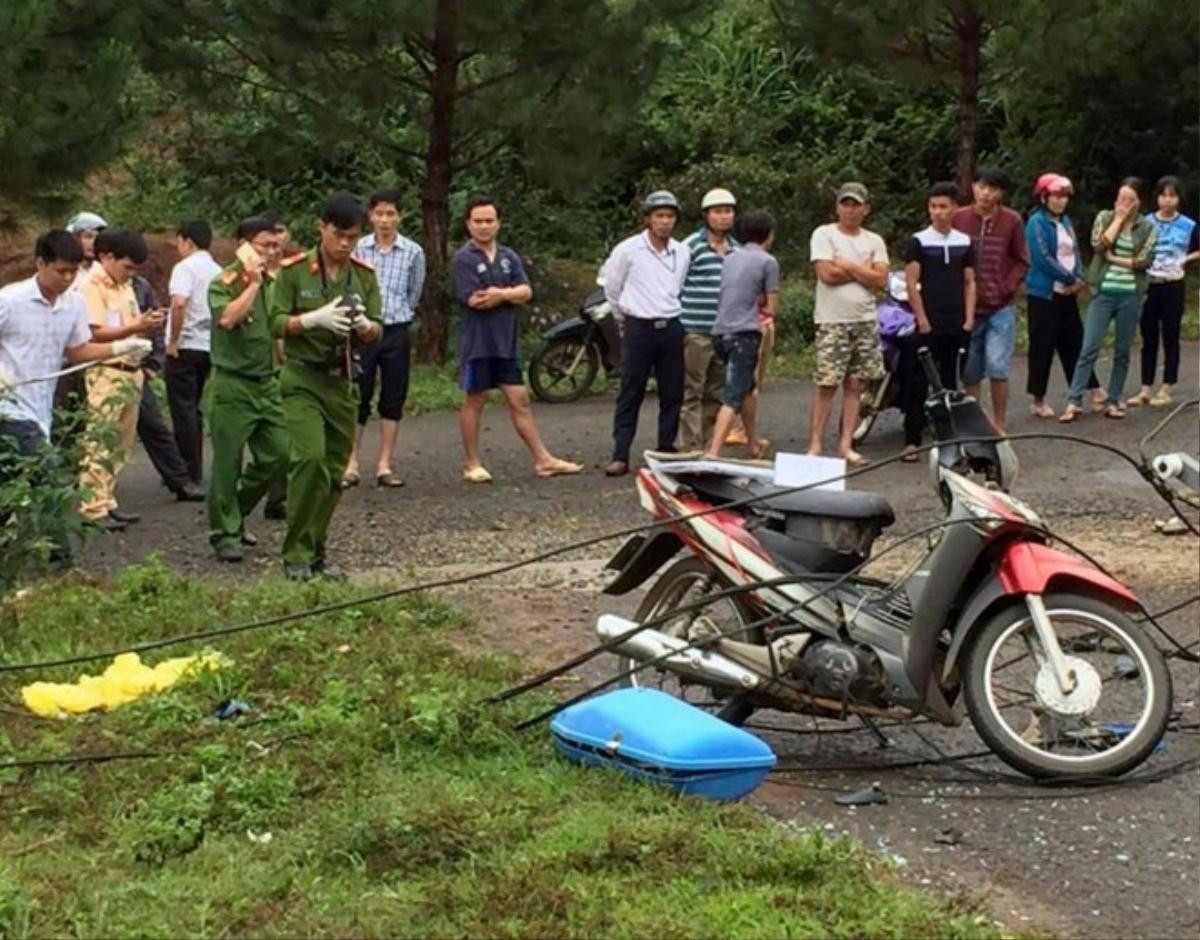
[20,652,222,718]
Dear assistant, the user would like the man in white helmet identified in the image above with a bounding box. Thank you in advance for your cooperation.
[600,191,690,476]
[677,187,738,451]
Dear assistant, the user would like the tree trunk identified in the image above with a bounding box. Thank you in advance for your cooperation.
[416,0,460,364]
[955,8,984,196]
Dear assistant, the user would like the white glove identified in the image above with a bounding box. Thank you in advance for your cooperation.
[112,337,153,362]
[298,296,352,336]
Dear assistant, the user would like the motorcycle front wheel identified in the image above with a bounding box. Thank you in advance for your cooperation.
[963,591,1172,779]
[852,373,890,444]
[619,557,760,726]
[528,337,600,403]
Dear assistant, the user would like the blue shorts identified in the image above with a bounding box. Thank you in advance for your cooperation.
[963,305,1016,383]
[460,356,524,393]
[713,331,761,409]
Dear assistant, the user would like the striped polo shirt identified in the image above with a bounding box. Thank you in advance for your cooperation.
[679,228,738,333]
[1100,232,1137,294]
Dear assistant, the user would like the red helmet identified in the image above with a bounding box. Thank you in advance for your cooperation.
[1034,173,1073,197]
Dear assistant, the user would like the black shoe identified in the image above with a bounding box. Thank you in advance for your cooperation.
[108,508,141,524]
[283,562,313,581]
[263,501,287,520]
[215,542,244,563]
[175,482,205,502]
[99,514,127,532]
[240,530,259,547]
[311,559,346,582]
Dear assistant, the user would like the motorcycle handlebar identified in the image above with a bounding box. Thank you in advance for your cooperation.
[917,347,944,393]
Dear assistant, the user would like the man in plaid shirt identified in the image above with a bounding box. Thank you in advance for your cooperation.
[344,188,426,488]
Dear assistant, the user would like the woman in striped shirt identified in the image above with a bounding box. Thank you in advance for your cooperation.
[1061,178,1158,422]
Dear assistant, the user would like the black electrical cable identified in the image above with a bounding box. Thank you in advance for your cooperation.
[767,756,1200,802]
[508,513,1027,731]
[0,429,1192,675]
[0,438,944,675]
[0,750,164,771]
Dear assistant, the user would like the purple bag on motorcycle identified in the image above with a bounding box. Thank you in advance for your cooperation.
[551,687,777,801]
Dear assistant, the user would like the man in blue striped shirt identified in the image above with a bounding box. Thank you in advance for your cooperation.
[344,188,426,489]
[678,188,737,451]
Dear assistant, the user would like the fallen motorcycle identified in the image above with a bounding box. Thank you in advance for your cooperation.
[598,350,1173,779]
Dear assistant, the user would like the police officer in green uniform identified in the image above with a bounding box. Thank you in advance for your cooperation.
[269,193,382,580]
[206,215,290,562]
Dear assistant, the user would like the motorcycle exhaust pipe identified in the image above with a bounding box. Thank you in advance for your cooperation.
[596,614,761,690]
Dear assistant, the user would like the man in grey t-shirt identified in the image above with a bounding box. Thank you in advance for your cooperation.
[705,211,780,458]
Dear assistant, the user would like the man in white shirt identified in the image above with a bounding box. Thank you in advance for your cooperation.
[601,191,690,477]
[166,219,221,483]
[808,182,889,466]
[0,230,151,552]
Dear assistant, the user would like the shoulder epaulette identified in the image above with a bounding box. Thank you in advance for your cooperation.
[280,251,308,268]
[350,256,375,272]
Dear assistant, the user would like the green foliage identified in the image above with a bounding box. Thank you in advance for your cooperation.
[0,1,144,222]
[0,565,1008,938]
[0,384,134,594]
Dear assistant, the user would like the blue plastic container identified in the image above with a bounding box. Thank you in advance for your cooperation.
[550,687,777,801]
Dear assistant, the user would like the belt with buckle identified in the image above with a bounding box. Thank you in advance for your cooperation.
[632,317,673,330]
[294,359,348,378]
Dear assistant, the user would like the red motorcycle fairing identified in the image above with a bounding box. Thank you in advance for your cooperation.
[996,541,1139,608]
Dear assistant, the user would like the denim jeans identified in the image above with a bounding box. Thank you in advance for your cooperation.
[1067,291,1141,406]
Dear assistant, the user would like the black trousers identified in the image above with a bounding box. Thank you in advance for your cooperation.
[165,348,210,483]
[137,378,192,493]
[1027,293,1099,399]
[1140,280,1186,386]
[612,317,685,462]
[901,331,967,445]
[357,322,412,425]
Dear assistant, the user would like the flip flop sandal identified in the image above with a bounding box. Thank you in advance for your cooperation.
[1058,405,1083,424]
[1029,404,1056,419]
[1089,394,1108,413]
[747,438,772,461]
[900,446,921,463]
[1126,390,1152,407]
[842,450,870,468]
[340,471,360,489]
[1104,404,1127,420]
[535,458,584,478]
[1149,392,1173,408]
[462,465,493,484]
[376,471,405,488]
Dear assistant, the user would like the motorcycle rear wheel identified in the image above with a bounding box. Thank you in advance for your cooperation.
[618,557,760,726]
[528,337,600,404]
[963,591,1172,779]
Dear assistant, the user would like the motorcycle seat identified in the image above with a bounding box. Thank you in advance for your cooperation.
[681,473,894,525]
[744,481,895,525]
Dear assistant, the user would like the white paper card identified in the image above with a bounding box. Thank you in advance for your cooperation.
[772,452,846,492]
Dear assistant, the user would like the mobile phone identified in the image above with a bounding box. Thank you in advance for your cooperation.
[236,242,260,268]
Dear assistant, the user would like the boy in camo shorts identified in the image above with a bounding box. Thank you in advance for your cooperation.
[807,183,889,466]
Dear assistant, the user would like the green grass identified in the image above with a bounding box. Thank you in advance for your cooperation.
[0,561,1013,939]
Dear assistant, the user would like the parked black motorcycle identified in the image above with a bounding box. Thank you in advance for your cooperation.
[528,285,621,404]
